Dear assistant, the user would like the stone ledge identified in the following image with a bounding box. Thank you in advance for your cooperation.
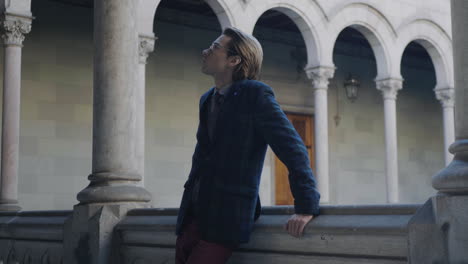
[125,204,420,216]
[0,205,421,263]
[116,204,421,262]
[0,210,71,241]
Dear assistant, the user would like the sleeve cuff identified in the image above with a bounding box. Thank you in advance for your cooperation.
[294,198,320,216]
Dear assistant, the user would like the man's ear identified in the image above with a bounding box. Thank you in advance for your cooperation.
[229,55,242,68]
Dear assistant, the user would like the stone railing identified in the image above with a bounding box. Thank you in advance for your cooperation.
[0,205,419,264]
[116,204,420,264]
[0,210,71,263]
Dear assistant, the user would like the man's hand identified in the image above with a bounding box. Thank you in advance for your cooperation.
[284,214,314,238]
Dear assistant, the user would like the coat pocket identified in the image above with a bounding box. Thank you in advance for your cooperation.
[213,182,257,198]
[212,182,259,224]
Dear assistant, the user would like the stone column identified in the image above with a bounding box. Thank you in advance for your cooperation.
[376,78,403,203]
[435,87,455,166]
[305,66,335,204]
[0,14,32,211]
[409,1,468,262]
[137,34,156,186]
[64,1,151,263]
[437,0,468,194]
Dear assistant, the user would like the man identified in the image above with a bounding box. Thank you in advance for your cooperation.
[175,27,320,264]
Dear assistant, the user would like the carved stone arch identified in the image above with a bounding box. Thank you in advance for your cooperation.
[397,13,451,40]
[248,0,328,68]
[137,0,235,37]
[328,1,397,36]
[204,0,236,30]
[327,2,397,79]
[253,0,328,23]
[397,18,453,88]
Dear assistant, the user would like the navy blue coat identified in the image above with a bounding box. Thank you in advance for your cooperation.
[175,79,320,246]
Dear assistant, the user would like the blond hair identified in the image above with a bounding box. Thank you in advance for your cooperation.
[223,27,263,81]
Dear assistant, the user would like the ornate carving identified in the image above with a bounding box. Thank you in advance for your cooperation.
[1,16,32,46]
[376,78,403,100]
[22,249,32,264]
[305,66,336,91]
[139,35,157,64]
[6,247,17,264]
[40,250,50,264]
[1,244,62,264]
[435,87,455,108]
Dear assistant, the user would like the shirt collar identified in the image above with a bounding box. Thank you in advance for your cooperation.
[213,83,232,95]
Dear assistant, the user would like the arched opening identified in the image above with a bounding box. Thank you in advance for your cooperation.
[14,0,95,210]
[253,9,315,207]
[146,0,223,207]
[330,27,385,204]
[398,41,443,203]
[327,3,394,79]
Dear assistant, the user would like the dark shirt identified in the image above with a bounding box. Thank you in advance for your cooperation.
[189,83,231,217]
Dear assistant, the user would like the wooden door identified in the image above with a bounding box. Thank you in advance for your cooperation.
[274,113,315,205]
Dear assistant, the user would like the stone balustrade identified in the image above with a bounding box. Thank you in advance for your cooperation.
[0,205,419,264]
[116,205,419,264]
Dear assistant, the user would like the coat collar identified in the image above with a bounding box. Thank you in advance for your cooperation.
[199,79,248,146]
[200,79,245,110]
[213,82,232,95]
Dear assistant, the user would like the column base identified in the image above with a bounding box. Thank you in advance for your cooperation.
[63,202,151,264]
[0,200,21,211]
[432,140,468,193]
[77,181,152,204]
[409,194,468,263]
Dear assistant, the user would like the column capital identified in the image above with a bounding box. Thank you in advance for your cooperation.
[376,77,403,100]
[435,87,455,108]
[1,13,32,47]
[138,34,157,64]
[305,65,336,91]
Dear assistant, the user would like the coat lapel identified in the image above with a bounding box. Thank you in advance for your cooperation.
[200,87,214,114]
[198,80,246,148]
[210,80,244,146]
[198,87,214,146]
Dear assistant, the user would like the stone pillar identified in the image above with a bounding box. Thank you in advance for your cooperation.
[376,78,403,203]
[0,14,32,211]
[438,0,468,194]
[305,66,335,204]
[409,1,468,262]
[64,1,152,263]
[137,34,156,186]
[435,87,455,166]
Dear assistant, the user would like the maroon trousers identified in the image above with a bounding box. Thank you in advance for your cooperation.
[175,214,237,264]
